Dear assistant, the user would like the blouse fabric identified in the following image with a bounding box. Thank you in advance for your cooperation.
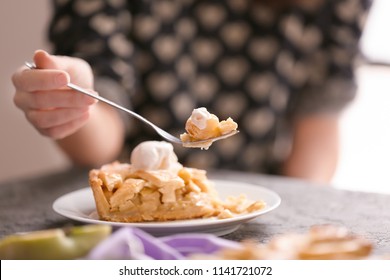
[48,0,371,173]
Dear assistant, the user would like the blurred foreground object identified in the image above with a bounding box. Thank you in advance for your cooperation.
[88,225,381,260]
[192,225,373,260]
[0,224,384,260]
[0,224,111,259]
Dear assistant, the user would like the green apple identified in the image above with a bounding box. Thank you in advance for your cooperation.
[0,224,111,259]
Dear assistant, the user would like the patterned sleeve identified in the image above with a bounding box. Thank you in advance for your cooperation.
[285,0,372,118]
[48,0,135,118]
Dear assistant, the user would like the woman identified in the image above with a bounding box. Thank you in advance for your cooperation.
[12,0,372,183]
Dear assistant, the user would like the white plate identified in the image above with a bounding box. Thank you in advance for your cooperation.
[53,180,281,236]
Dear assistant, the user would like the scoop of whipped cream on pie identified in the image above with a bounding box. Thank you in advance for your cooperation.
[131,141,182,173]
[180,107,238,149]
[89,141,264,223]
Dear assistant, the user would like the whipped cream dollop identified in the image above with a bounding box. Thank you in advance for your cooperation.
[130,141,182,172]
[188,107,214,129]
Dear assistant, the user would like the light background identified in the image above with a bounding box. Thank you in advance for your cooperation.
[0,0,71,183]
[1,0,389,194]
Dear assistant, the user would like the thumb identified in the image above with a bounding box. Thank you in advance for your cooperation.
[32,50,93,88]
[33,50,71,86]
[33,50,61,70]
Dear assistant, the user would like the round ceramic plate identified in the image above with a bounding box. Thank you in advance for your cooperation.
[53,180,281,236]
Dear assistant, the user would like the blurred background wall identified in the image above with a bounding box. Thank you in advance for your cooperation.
[332,0,390,194]
[0,0,70,181]
[0,0,389,194]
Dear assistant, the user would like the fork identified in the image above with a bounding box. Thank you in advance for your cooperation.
[25,61,238,146]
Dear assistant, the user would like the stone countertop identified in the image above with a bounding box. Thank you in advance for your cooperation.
[1,167,389,255]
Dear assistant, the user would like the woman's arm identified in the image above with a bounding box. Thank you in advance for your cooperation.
[282,114,340,183]
[56,102,125,167]
[46,0,135,166]
[281,0,371,183]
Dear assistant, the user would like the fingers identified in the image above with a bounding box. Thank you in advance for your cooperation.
[14,88,97,111]
[34,50,80,71]
[34,49,59,69]
[39,112,90,139]
[26,107,89,129]
[12,50,69,92]
[27,108,90,139]
[12,67,69,92]
[12,50,97,139]
[13,49,92,92]
[33,50,92,84]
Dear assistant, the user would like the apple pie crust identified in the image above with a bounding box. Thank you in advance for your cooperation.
[89,162,265,223]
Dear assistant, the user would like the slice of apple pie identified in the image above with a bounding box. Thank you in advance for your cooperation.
[89,141,264,223]
[180,107,238,149]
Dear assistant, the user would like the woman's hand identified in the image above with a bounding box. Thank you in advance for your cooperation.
[12,50,98,139]
[12,50,125,167]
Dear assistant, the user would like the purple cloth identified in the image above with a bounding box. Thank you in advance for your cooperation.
[87,227,241,260]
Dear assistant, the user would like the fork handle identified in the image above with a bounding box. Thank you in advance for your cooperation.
[66,83,153,126]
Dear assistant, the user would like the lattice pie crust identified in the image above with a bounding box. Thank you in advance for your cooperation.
[89,162,265,223]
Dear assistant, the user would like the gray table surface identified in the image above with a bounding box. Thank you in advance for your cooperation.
[1,167,389,255]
